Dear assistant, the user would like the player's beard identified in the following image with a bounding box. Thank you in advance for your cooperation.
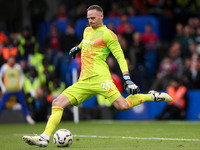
[90,23,96,29]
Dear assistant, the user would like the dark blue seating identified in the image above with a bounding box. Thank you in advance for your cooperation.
[37,21,51,45]
[74,16,159,40]
[75,19,88,40]
[129,16,160,38]
[55,19,69,33]
[103,17,121,29]
[38,19,70,45]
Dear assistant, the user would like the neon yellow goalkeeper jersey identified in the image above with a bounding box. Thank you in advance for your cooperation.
[78,25,128,80]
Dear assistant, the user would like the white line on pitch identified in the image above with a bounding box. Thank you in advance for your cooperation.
[73,135,200,141]
[14,134,200,142]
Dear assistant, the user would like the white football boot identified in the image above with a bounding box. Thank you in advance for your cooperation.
[148,90,172,102]
[23,135,49,147]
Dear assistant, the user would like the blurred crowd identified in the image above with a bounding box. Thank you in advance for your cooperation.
[0,0,200,122]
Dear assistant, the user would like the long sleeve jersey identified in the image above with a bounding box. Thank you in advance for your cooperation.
[78,25,128,80]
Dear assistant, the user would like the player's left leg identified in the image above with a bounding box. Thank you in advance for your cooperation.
[112,91,172,111]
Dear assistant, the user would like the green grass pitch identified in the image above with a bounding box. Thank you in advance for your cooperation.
[0,121,200,150]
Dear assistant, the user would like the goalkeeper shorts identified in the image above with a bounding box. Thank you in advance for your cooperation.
[62,76,121,106]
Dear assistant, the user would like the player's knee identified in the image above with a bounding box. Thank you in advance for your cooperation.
[115,103,129,111]
[52,95,71,108]
[52,97,62,107]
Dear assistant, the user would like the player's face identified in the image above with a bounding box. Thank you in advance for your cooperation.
[87,9,103,29]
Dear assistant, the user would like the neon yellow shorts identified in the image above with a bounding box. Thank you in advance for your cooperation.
[62,76,121,106]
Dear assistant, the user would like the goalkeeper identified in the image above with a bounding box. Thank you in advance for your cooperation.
[23,5,172,147]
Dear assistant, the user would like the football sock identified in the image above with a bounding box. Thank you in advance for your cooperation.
[41,106,64,140]
[125,94,153,108]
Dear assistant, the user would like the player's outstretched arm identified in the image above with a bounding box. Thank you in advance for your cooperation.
[69,46,81,59]
[123,74,140,95]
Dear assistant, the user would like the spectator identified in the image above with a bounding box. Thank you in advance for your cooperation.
[116,14,135,45]
[189,42,197,56]
[107,2,123,18]
[0,29,7,45]
[129,32,145,69]
[188,17,196,36]
[23,66,42,101]
[40,58,55,84]
[151,57,175,91]
[1,37,20,64]
[27,0,48,36]
[117,34,129,59]
[59,23,78,53]
[22,66,48,121]
[132,0,148,15]
[157,77,187,120]
[127,6,136,17]
[141,23,158,51]
[0,56,35,124]
[57,4,68,21]
[147,0,164,16]
[182,56,191,85]
[174,23,183,40]
[107,22,117,33]
[71,3,87,20]
[184,54,200,89]
[18,27,38,62]
[195,27,200,54]
[20,59,29,74]
[59,23,78,84]
[141,23,159,86]
[43,23,61,67]
[129,32,145,90]
[168,41,184,78]
[48,76,66,100]
[180,25,195,58]
[195,26,200,55]
[158,57,177,77]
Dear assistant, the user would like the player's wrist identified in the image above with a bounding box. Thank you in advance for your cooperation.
[123,74,131,81]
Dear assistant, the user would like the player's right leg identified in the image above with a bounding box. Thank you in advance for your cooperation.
[23,94,72,147]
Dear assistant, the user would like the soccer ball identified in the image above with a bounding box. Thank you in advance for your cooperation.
[53,129,73,147]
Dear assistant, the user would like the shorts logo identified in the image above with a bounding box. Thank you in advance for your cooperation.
[108,88,113,93]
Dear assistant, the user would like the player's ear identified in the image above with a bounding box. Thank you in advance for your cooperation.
[101,13,104,19]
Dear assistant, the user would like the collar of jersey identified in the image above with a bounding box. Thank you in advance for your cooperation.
[92,25,106,31]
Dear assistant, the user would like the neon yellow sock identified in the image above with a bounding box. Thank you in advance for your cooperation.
[125,94,152,108]
[42,106,64,137]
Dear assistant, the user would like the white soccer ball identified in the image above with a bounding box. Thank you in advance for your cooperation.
[53,129,73,147]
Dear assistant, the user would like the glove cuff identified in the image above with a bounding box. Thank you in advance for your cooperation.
[123,74,131,81]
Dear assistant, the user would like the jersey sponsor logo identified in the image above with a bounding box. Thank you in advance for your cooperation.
[83,40,94,46]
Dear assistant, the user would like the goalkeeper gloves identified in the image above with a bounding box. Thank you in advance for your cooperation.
[123,74,140,95]
[69,46,81,59]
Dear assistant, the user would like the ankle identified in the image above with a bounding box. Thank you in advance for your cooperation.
[40,133,50,141]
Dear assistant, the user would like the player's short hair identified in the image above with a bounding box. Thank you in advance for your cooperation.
[87,5,103,13]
